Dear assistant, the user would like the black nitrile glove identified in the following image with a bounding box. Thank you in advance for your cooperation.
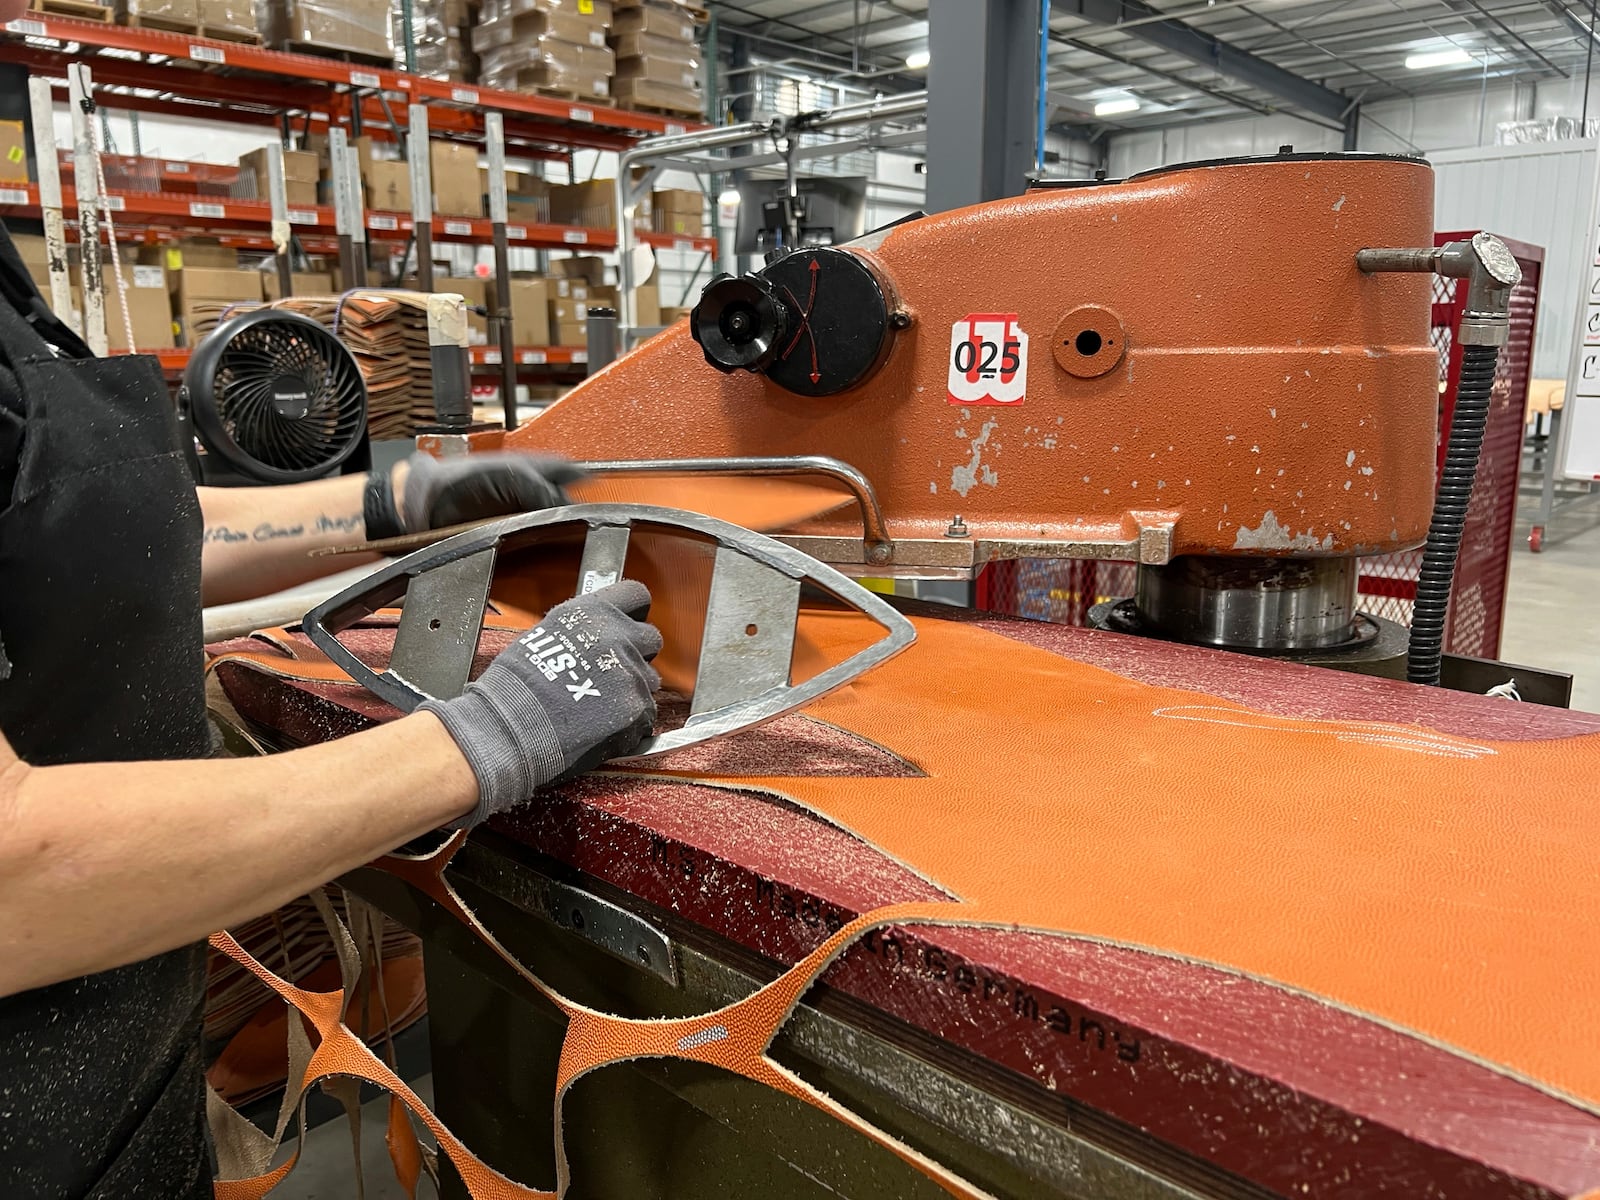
[420,581,662,828]
[364,452,586,540]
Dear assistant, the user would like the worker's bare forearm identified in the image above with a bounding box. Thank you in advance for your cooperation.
[198,474,382,605]
[0,713,476,997]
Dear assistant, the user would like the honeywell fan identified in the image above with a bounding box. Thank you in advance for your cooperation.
[178,307,371,485]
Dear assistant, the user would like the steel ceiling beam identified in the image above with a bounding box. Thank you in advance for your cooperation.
[1054,0,1349,121]
[1543,0,1600,47]
[1449,0,1570,75]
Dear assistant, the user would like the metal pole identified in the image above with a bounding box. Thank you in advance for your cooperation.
[401,0,417,74]
[27,77,75,331]
[486,113,517,430]
[329,127,357,287]
[1036,0,1050,172]
[585,307,618,374]
[266,143,293,300]
[408,103,434,292]
[68,67,107,356]
[344,135,369,287]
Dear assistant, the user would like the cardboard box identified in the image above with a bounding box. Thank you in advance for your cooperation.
[238,146,321,191]
[616,54,698,91]
[144,239,239,272]
[480,0,613,25]
[611,77,700,114]
[489,277,551,346]
[0,121,27,185]
[262,271,335,300]
[364,160,412,212]
[549,255,606,286]
[548,179,616,229]
[478,38,615,98]
[586,283,617,308]
[652,208,703,237]
[430,141,481,216]
[171,266,262,310]
[550,277,588,300]
[197,0,255,36]
[106,282,176,351]
[285,180,320,208]
[550,318,588,346]
[612,2,694,40]
[610,30,697,62]
[271,0,392,58]
[479,169,552,224]
[633,281,660,326]
[472,8,608,51]
[123,0,200,25]
[549,297,588,325]
[658,305,692,324]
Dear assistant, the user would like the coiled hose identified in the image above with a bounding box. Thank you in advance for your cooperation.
[1407,342,1500,685]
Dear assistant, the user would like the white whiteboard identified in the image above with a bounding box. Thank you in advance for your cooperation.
[1431,139,1600,480]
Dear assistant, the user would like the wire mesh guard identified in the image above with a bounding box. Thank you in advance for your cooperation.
[978,236,1540,662]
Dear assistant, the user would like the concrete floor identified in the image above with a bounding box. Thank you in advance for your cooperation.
[272,494,1600,1199]
[1500,506,1600,713]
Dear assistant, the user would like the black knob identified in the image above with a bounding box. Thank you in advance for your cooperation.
[690,272,792,374]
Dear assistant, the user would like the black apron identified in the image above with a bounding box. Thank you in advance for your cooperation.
[0,224,213,1199]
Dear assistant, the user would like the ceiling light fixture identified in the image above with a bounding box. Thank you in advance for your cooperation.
[1405,46,1472,69]
[1094,96,1140,116]
[717,188,742,207]
[905,49,930,70]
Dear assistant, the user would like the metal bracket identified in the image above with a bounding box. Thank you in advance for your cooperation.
[457,842,678,985]
[302,504,917,758]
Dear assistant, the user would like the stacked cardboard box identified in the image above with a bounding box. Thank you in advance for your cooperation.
[0,122,26,185]
[265,0,393,61]
[397,0,479,82]
[548,179,621,229]
[236,146,320,209]
[651,187,703,237]
[196,0,257,39]
[170,266,264,346]
[610,1,701,114]
[404,275,492,344]
[487,277,552,345]
[479,167,552,224]
[262,272,335,300]
[119,0,200,31]
[473,0,614,100]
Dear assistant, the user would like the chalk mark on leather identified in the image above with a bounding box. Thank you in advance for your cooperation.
[1151,705,1497,760]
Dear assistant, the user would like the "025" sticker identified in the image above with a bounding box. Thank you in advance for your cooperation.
[947,313,1028,405]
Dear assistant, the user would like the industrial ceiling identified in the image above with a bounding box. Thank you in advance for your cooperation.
[709,0,1600,135]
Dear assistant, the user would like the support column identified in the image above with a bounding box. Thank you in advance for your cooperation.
[1342,102,1361,151]
[926,0,1042,213]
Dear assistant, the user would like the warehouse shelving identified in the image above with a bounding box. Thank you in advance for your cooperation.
[0,182,716,256]
[2,10,712,387]
[132,344,593,377]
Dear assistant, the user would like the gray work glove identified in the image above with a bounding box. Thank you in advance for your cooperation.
[419,581,662,828]
[364,452,585,540]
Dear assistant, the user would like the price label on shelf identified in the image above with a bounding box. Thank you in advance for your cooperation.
[569,106,595,123]
[443,219,473,236]
[368,214,399,230]
[189,202,226,219]
[666,123,688,136]
[350,69,381,88]
[483,350,502,365]
[673,238,694,252]
[572,351,588,364]
[287,209,317,225]
[189,44,225,64]
[5,18,46,35]
[103,195,124,211]
[0,188,28,206]
[519,351,543,364]
[505,225,526,240]
[563,230,588,244]
[166,162,190,173]
[451,87,479,105]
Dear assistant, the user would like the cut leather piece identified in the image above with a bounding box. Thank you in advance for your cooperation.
[208,927,555,1200]
[214,610,1600,1198]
